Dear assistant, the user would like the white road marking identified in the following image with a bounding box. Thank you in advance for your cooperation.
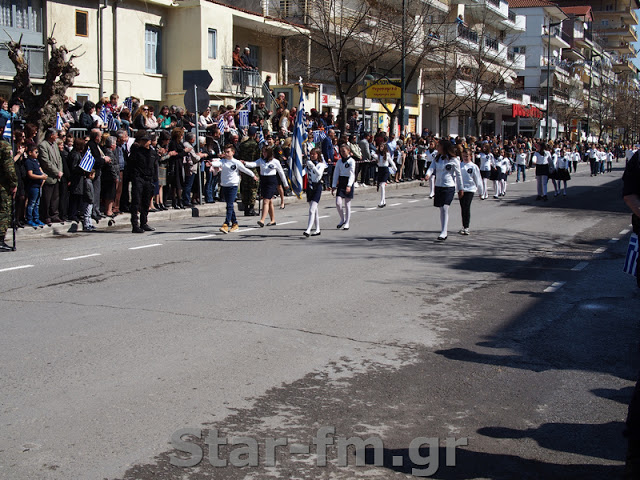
[390,203,402,206]
[0,265,34,273]
[319,215,330,219]
[593,247,607,254]
[609,238,620,243]
[277,221,297,226]
[571,262,589,272]
[187,234,216,240]
[129,244,162,250]
[544,281,566,293]
[63,253,101,261]
[236,227,257,233]
[408,200,420,203]
[620,229,631,235]
[366,207,378,210]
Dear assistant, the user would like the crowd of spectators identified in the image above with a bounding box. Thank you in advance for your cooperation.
[3,88,634,232]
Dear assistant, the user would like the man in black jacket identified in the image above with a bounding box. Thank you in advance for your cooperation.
[128,134,156,233]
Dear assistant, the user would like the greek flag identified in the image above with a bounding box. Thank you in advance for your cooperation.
[123,97,133,110]
[79,148,95,172]
[288,82,305,198]
[107,112,118,132]
[245,99,252,112]
[2,118,11,140]
[258,130,265,147]
[55,113,64,130]
[238,111,249,128]
[217,116,225,133]
[99,108,108,123]
[624,234,638,276]
[313,130,326,144]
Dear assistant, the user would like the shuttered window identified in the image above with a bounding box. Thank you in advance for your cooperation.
[145,25,161,74]
[208,28,216,59]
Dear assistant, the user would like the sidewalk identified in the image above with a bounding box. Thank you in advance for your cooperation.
[8,180,425,240]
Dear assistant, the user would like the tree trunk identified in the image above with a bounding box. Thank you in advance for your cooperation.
[6,35,80,138]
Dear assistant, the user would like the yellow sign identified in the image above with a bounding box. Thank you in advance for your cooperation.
[366,79,401,99]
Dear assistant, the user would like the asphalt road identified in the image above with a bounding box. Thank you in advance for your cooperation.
[0,164,638,480]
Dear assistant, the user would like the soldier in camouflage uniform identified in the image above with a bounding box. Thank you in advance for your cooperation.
[237,126,261,216]
[0,139,17,251]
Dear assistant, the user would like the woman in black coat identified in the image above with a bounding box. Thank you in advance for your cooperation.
[167,128,188,209]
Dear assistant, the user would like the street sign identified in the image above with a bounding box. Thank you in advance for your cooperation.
[184,85,210,113]
[183,70,213,90]
[366,79,401,99]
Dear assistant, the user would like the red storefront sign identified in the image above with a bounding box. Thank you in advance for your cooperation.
[512,104,543,119]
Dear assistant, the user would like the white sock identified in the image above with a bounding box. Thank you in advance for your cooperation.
[314,208,320,232]
[336,196,344,223]
[306,201,318,233]
[380,183,386,205]
[482,178,488,197]
[493,181,500,195]
[344,199,352,227]
[440,205,449,237]
[430,176,436,195]
[501,180,507,193]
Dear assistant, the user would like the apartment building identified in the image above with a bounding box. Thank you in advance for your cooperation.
[0,0,305,111]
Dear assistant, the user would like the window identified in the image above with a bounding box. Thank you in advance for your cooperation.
[601,19,609,26]
[248,44,260,69]
[513,46,526,54]
[208,28,217,59]
[75,10,87,37]
[145,25,161,74]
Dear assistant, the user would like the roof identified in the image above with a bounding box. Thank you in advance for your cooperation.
[561,6,592,17]
[508,0,558,7]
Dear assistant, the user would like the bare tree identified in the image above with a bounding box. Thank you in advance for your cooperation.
[279,0,449,132]
[5,30,81,137]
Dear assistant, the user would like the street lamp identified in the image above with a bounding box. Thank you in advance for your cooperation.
[362,73,374,138]
[399,0,406,136]
[586,51,602,142]
[545,20,562,141]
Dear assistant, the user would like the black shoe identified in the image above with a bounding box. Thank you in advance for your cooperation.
[311,231,321,236]
[248,208,258,216]
[149,208,157,213]
[543,195,548,201]
[536,195,542,201]
[337,222,345,229]
[303,231,310,237]
[132,226,144,233]
[0,241,13,251]
[141,224,155,232]
[120,206,130,213]
[436,236,447,242]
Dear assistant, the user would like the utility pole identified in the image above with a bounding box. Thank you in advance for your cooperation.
[399,0,406,136]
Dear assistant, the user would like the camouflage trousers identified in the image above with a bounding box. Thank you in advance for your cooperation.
[0,187,11,239]
[240,169,259,210]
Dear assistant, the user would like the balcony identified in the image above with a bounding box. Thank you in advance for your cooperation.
[596,6,638,25]
[544,26,570,49]
[612,58,639,75]
[506,88,523,101]
[0,0,44,46]
[221,67,262,97]
[0,44,44,78]
[455,0,510,29]
[599,24,638,42]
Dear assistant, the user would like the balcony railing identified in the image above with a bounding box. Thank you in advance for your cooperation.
[506,89,523,101]
[530,94,542,104]
[458,24,478,44]
[221,67,262,96]
[485,36,499,51]
[508,10,516,23]
[486,0,500,7]
[561,30,572,45]
[507,51,515,61]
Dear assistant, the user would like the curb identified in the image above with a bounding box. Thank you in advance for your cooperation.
[9,180,425,240]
